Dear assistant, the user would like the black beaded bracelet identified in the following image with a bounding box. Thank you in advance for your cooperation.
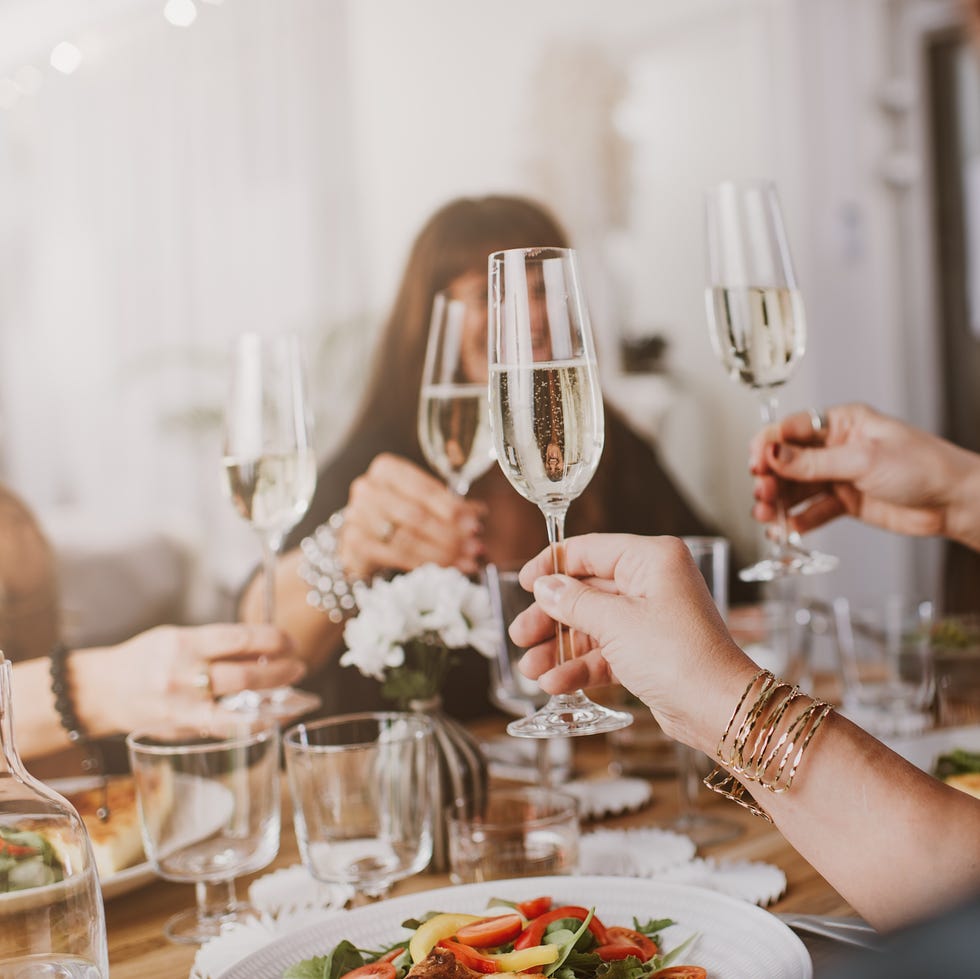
[49,642,110,820]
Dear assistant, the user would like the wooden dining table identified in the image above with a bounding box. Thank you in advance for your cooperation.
[105,715,861,978]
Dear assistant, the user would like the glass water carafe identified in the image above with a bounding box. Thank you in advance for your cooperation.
[0,653,109,978]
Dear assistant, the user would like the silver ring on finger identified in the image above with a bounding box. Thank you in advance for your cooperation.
[377,519,396,544]
[808,408,829,436]
[190,666,214,701]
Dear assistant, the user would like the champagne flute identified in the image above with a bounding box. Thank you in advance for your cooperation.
[418,291,496,497]
[488,246,632,739]
[222,332,321,717]
[704,179,838,582]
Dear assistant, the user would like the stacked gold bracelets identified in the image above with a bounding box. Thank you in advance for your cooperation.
[703,669,833,822]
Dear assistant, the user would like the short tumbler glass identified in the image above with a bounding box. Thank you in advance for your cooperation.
[447,786,579,884]
[284,713,435,903]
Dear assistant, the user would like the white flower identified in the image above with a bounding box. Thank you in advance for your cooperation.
[340,564,499,683]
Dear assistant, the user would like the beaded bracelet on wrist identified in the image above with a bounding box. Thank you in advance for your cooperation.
[299,509,359,623]
[49,642,110,820]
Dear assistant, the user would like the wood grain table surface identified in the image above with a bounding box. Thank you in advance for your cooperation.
[105,715,859,978]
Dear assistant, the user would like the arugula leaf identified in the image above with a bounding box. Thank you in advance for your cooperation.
[596,955,649,979]
[647,932,699,973]
[544,908,595,977]
[632,917,674,937]
[283,939,367,979]
[283,956,330,979]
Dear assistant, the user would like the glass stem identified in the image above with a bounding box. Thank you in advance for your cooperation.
[544,508,570,666]
[195,878,239,926]
[759,392,789,551]
[260,534,279,624]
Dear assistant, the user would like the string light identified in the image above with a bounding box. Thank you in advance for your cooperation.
[50,42,83,75]
[163,0,198,27]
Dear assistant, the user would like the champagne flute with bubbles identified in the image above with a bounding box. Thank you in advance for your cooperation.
[222,331,321,716]
[418,291,496,497]
[704,179,838,582]
[488,246,632,739]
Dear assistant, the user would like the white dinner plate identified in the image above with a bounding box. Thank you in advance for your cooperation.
[217,875,812,979]
[882,723,980,774]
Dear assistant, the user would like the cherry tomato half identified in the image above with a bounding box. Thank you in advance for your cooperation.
[455,914,524,948]
[339,963,397,979]
[516,896,552,919]
[650,968,708,979]
[595,944,645,961]
[604,926,659,959]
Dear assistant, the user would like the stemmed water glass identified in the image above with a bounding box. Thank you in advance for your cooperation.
[418,291,496,497]
[221,331,321,716]
[126,716,281,944]
[284,712,436,906]
[704,180,838,582]
[488,246,632,739]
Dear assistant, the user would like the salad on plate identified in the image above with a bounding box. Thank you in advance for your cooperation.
[283,895,705,979]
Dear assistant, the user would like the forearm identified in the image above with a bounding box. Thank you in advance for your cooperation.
[239,548,346,671]
[12,647,125,760]
[741,711,980,930]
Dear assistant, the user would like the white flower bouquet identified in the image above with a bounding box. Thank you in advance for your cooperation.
[341,564,499,706]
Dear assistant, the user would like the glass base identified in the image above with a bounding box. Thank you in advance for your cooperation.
[506,692,633,739]
[668,811,744,848]
[738,544,838,582]
[164,901,261,945]
[219,686,322,719]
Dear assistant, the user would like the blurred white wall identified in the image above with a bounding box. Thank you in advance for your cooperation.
[0,0,963,630]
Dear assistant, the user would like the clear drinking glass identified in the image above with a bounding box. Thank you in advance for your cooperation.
[418,291,496,497]
[488,246,631,739]
[670,538,742,846]
[221,331,321,717]
[0,654,108,977]
[284,713,435,904]
[485,565,559,785]
[832,596,935,736]
[126,716,281,945]
[704,179,837,582]
[447,786,579,884]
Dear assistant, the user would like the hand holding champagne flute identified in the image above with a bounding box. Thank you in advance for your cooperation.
[704,179,837,581]
[222,331,321,716]
[488,246,631,739]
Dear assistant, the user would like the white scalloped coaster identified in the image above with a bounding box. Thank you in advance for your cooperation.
[191,868,352,979]
[658,857,787,906]
[579,827,696,876]
[577,829,786,907]
[562,776,654,819]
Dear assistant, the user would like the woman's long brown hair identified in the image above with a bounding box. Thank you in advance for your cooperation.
[347,195,569,447]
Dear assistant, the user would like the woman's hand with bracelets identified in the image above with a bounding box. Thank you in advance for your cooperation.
[510,533,758,753]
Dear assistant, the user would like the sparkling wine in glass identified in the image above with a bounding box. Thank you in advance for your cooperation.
[418,291,496,497]
[126,716,281,944]
[704,179,838,582]
[488,246,631,739]
[222,332,321,716]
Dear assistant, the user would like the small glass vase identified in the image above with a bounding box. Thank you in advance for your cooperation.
[406,695,488,874]
[0,655,109,977]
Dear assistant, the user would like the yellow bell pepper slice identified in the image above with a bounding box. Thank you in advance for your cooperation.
[490,944,561,973]
[410,913,482,963]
